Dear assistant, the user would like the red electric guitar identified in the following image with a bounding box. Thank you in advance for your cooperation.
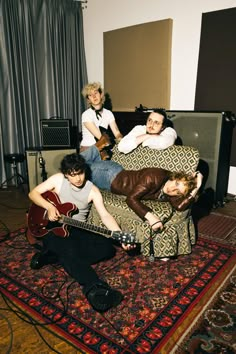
[27,191,136,245]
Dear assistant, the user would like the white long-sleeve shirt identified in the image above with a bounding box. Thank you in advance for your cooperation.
[118,125,177,154]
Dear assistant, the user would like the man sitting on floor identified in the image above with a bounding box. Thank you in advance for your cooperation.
[28,153,135,313]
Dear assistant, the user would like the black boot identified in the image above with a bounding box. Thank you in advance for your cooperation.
[30,251,58,270]
[85,282,123,312]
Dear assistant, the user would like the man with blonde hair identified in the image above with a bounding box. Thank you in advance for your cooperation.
[80,82,123,159]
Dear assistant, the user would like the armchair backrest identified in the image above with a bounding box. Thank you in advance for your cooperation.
[112,144,199,174]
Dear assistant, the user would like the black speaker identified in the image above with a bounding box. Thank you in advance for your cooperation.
[166,110,235,205]
[26,148,76,191]
[40,119,72,148]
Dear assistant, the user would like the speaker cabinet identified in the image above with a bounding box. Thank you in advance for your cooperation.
[26,149,76,191]
[166,110,234,205]
[40,119,72,148]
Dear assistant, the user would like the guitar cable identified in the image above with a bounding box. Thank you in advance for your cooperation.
[0,233,80,353]
[93,248,176,353]
[1,250,189,353]
[0,291,64,354]
[0,264,87,353]
[92,249,141,353]
[38,151,48,182]
[96,251,191,353]
[0,272,72,327]
[0,311,13,354]
[0,219,10,244]
[90,218,194,353]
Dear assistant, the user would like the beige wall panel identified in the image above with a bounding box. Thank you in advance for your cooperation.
[26,149,76,191]
[104,19,172,111]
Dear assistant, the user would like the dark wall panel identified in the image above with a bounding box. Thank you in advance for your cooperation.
[194,7,236,166]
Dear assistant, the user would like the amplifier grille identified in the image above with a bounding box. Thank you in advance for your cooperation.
[40,119,71,148]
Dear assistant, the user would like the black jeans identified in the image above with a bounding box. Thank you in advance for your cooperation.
[43,227,116,291]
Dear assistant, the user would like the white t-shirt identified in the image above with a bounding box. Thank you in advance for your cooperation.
[118,125,177,154]
[80,107,115,146]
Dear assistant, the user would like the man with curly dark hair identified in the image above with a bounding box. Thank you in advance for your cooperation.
[28,153,134,313]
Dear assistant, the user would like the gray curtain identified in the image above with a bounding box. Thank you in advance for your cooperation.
[0,0,87,186]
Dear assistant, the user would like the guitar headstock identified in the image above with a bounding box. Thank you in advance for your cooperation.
[112,231,136,245]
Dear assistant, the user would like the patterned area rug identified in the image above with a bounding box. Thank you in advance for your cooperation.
[0,213,235,353]
[177,269,236,354]
[198,212,236,245]
[177,212,236,353]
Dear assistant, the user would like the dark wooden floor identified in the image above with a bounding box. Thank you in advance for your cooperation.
[0,185,236,353]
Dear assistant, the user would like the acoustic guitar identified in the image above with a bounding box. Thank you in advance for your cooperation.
[28,191,136,245]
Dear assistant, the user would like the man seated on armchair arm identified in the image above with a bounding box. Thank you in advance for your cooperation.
[117,108,177,154]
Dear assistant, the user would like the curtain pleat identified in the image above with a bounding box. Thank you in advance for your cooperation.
[0,0,87,187]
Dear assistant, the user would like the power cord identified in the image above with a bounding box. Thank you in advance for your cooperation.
[1,224,212,353]
[0,312,13,354]
[0,291,63,354]
[94,242,188,353]
[0,220,10,243]
[93,249,140,353]
[0,233,80,353]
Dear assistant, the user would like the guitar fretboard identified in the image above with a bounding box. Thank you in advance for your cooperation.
[61,215,112,238]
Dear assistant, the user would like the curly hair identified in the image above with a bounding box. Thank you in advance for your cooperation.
[60,153,90,179]
[169,171,197,196]
[81,82,105,105]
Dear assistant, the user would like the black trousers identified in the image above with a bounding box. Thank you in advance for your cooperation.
[43,227,116,291]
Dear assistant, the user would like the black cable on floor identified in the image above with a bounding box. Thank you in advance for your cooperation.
[0,312,13,354]
[0,219,10,243]
[0,291,63,354]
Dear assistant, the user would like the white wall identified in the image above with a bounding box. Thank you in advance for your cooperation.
[82,0,236,194]
[83,0,236,109]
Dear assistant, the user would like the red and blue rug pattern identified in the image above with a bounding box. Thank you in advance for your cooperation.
[0,226,235,353]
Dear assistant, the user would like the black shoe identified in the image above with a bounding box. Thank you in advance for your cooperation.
[30,252,58,270]
[85,283,123,312]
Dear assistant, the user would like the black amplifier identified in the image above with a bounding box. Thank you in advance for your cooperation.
[40,119,72,148]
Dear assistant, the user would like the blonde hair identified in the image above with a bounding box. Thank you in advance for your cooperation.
[169,171,197,196]
[81,82,105,105]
